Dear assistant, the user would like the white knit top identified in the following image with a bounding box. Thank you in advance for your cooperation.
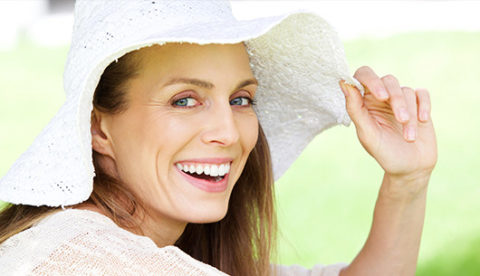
[0,209,347,275]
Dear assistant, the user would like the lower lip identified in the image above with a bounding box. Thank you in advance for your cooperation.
[175,166,229,193]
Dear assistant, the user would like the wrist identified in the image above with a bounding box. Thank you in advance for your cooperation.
[380,172,431,202]
[385,170,433,183]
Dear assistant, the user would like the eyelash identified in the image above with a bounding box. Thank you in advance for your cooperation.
[171,93,256,108]
[229,96,256,107]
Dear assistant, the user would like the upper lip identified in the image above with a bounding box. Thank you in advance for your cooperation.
[175,157,234,164]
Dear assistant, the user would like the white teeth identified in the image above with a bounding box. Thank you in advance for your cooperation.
[210,165,219,177]
[177,162,231,177]
[219,164,225,176]
[195,164,203,175]
[204,165,210,175]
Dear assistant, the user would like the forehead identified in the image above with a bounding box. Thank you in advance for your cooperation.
[136,42,252,75]
[125,42,256,99]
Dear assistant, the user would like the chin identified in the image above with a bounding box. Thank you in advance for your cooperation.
[183,202,230,224]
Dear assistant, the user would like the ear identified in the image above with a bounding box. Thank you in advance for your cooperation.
[91,109,115,159]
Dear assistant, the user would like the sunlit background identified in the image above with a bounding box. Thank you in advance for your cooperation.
[1,1,479,275]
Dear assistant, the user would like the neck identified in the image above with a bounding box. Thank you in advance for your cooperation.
[137,209,187,247]
[74,202,187,247]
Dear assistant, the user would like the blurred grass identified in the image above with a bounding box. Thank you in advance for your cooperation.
[274,31,480,275]
[1,32,480,275]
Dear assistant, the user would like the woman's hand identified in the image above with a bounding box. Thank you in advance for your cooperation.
[339,66,437,189]
[338,66,438,276]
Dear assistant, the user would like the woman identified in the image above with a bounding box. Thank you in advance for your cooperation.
[0,0,437,275]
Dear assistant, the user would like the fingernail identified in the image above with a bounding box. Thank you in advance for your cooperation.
[399,108,409,122]
[378,89,389,100]
[339,81,348,97]
[407,126,416,141]
[420,111,429,121]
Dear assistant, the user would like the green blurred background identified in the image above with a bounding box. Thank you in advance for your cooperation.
[1,31,479,274]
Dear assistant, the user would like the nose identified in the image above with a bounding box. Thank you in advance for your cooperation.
[201,102,240,147]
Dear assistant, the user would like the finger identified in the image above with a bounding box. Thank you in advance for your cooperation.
[402,87,417,142]
[339,80,375,135]
[416,88,431,122]
[381,74,410,123]
[353,66,389,101]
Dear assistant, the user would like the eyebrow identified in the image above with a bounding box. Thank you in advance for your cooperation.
[161,77,258,90]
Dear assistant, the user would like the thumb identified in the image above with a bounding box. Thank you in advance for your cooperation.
[339,80,373,134]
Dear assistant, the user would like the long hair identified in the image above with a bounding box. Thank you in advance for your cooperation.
[0,45,277,275]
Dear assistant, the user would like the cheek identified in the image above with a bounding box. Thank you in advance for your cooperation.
[238,113,259,153]
[107,113,156,183]
[109,109,194,180]
[143,111,200,165]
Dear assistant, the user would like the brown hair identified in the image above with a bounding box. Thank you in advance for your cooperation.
[0,44,277,275]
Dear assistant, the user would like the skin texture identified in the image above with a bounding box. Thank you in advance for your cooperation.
[81,42,437,275]
[338,67,437,275]
[87,43,259,246]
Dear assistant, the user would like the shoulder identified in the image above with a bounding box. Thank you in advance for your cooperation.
[271,262,348,276]
[0,209,225,275]
[0,209,125,274]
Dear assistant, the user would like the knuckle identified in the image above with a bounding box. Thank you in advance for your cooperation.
[381,74,398,84]
[390,94,405,105]
[402,87,416,99]
[354,65,372,78]
[417,88,431,100]
[408,117,418,125]
[401,86,414,93]
[373,79,386,89]
[416,88,430,94]
[356,65,372,73]
[408,122,418,129]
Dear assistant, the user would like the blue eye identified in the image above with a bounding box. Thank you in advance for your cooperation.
[230,97,254,106]
[174,97,198,107]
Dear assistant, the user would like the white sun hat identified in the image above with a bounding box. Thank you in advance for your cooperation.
[0,0,363,207]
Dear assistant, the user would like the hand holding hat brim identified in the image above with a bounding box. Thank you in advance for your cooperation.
[339,67,437,188]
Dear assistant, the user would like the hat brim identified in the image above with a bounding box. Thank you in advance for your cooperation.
[0,10,362,207]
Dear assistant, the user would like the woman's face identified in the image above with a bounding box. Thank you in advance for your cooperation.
[99,43,259,224]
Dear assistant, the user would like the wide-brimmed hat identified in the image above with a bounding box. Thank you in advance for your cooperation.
[0,0,363,207]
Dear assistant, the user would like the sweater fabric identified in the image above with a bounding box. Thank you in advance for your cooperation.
[0,209,347,275]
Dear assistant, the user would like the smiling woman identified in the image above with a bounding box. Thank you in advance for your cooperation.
[87,42,262,231]
[76,42,275,274]
[0,0,436,275]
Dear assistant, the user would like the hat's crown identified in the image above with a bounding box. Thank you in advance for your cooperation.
[64,0,235,97]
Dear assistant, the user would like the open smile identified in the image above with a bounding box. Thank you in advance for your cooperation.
[175,161,232,193]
